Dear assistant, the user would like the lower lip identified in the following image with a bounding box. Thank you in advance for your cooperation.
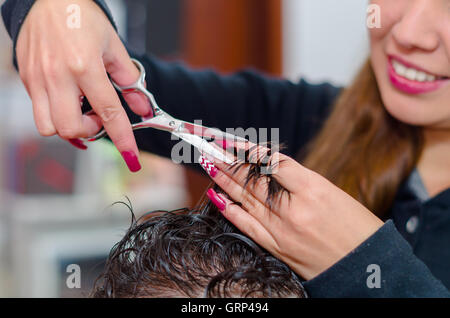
[387,59,449,95]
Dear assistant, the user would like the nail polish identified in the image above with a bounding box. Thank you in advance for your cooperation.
[216,139,234,150]
[121,151,142,173]
[198,155,218,177]
[206,188,226,212]
[69,139,87,150]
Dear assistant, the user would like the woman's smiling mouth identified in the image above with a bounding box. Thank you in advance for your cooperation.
[387,55,450,95]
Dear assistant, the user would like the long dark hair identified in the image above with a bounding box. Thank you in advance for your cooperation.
[303,59,424,217]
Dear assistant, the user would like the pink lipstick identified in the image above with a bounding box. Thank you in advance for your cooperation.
[387,56,449,95]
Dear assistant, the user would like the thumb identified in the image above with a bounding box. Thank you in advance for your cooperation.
[103,35,152,118]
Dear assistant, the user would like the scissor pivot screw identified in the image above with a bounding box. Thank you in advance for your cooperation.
[169,121,176,127]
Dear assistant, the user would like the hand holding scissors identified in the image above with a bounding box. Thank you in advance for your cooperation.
[76,59,246,165]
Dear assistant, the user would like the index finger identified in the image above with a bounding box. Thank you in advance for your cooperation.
[79,64,141,172]
[211,141,306,194]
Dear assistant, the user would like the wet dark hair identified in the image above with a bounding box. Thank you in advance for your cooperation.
[91,144,306,298]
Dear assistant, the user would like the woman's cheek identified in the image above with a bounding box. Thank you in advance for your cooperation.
[368,0,402,42]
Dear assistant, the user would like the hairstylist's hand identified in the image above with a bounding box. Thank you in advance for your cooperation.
[16,0,151,172]
[200,144,384,280]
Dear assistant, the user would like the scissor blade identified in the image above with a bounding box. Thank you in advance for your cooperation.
[173,132,234,164]
[180,122,247,143]
[132,112,179,133]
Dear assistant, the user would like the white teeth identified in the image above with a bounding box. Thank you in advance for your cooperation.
[392,60,406,76]
[392,59,437,82]
[415,71,427,82]
[405,68,417,81]
[426,74,436,82]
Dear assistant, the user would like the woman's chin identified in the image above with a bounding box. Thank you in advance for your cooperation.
[381,93,450,128]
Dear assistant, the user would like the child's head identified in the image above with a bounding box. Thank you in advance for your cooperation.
[92,144,306,298]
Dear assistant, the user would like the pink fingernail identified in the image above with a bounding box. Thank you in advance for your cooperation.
[199,155,218,177]
[216,139,234,150]
[69,139,87,150]
[206,188,226,212]
[121,151,142,173]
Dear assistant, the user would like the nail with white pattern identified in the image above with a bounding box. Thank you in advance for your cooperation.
[198,155,218,178]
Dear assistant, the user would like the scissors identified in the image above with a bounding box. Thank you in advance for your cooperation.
[81,58,246,164]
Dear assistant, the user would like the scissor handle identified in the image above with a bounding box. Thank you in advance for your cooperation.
[81,58,247,144]
[81,58,163,142]
[112,58,146,92]
[112,58,162,118]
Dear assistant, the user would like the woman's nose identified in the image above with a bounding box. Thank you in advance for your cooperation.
[391,0,440,52]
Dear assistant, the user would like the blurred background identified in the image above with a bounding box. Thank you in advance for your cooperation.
[0,0,368,297]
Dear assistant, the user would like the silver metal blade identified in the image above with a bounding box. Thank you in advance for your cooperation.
[180,122,248,143]
[173,132,234,164]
